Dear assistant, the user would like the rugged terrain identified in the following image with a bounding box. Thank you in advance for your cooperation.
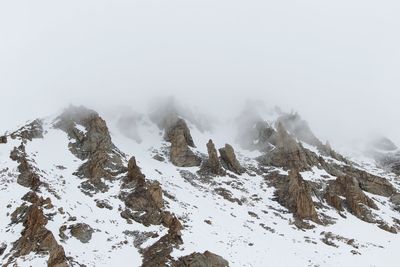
[1,105,400,267]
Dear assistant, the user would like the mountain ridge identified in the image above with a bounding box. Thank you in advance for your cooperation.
[1,104,400,267]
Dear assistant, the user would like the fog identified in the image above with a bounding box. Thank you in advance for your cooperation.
[1,0,400,147]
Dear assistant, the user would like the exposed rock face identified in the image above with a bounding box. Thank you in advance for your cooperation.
[141,233,181,267]
[10,144,41,190]
[219,144,245,175]
[174,251,229,267]
[207,140,222,174]
[123,156,146,187]
[199,140,225,175]
[170,129,201,167]
[160,116,201,167]
[165,118,196,148]
[54,106,125,193]
[10,119,44,141]
[325,175,378,222]
[259,123,319,171]
[8,195,68,267]
[69,223,94,243]
[341,166,396,197]
[0,135,7,144]
[122,181,165,226]
[272,170,319,223]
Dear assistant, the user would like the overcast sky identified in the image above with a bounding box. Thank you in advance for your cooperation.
[1,0,399,145]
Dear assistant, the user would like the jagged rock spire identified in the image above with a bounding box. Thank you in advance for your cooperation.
[219,144,245,175]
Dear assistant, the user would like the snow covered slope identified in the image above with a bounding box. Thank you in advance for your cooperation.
[1,105,400,267]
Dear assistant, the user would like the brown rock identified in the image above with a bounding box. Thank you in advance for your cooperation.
[165,118,195,148]
[287,170,319,221]
[69,223,94,243]
[10,202,68,267]
[272,170,319,223]
[219,144,245,175]
[54,106,126,192]
[175,251,229,267]
[170,128,201,167]
[207,140,222,174]
[10,144,41,190]
[325,175,377,222]
[340,166,395,197]
[199,139,225,176]
[123,156,145,187]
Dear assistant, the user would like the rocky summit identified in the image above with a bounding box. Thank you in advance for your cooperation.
[1,105,400,267]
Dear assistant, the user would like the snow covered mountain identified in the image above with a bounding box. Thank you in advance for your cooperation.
[1,104,400,267]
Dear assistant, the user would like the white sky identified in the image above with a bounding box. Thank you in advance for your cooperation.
[1,0,400,145]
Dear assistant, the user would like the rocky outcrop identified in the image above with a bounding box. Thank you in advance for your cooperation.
[154,113,201,167]
[69,223,94,243]
[342,166,396,197]
[219,144,245,175]
[324,165,397,197]
[324,175,378,222]
[123,156,146,187]
[121,180,165,226]
[272,170,319,223]
[207,140,223,174]
[153,112,201,167]
[199,140,225,176]
[173,251,229,267]
[170,129,201,167]
[10,119,44,142]
[258,123,319,171]
[54,106,125,193]
[10,144,41,190]
[7,193,68,267]
[165,118,196,148]
[141,233,182,267]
